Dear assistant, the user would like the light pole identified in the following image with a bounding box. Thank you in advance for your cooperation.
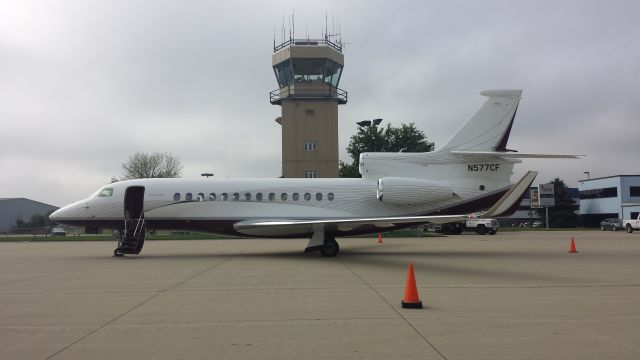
[356,118,382,127]
[584,171,590,180]
[356,119,383,152]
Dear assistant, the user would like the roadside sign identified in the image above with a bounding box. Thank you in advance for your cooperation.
[530,189,541,208]
[539,183,555,207]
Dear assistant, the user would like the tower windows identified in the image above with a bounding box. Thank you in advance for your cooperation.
[303,141,318,152]
[273,59,343,87]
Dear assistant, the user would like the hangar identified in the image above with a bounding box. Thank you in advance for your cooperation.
[578,175,640,226]
[0,198,58,233]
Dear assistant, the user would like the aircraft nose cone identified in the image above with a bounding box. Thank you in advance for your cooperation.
[49,208,63,221]
[49,204,77,223]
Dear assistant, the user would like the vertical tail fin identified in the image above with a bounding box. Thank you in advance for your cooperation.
[440,89,523,152]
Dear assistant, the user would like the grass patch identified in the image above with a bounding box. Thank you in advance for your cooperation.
[0,232,235,242]
[498,227,598,232]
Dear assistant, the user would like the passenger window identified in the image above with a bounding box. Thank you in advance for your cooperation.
[281,193,288,201]
[97,188,113,197]
[221,193,228,201]
[186,193,193,201]
[245,192,251,201]
[197,193,205,201]
[304,193,311,201]
[209,193,216,201]
[316,193,322,201]
[174,193,181,201]
[327,192,334,201]
[292,193,299,201]
[233,193,240,201]
[268,192,275,201]
[256,193,263,201]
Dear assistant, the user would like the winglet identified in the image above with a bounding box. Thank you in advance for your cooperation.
[482,171,538,218]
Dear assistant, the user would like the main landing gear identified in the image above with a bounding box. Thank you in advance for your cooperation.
[305,231,340,257]
[320,237,340,257]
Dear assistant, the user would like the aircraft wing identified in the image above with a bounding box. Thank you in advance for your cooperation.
[234,171,539,237]
[233,214,469,237]
[481,170,538,218]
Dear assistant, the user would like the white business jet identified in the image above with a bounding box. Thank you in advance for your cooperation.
[50,89,578,257]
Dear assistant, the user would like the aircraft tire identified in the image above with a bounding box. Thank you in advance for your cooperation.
[321,239,339,257]
[113,248,124,257]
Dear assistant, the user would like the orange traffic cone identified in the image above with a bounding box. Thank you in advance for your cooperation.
[569,237,578,253]
[401,262,423,309]
[377,233,383,244]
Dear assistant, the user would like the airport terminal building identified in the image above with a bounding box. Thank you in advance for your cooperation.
[578,175,640,226]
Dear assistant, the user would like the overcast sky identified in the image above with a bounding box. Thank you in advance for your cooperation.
[1,0,639,207]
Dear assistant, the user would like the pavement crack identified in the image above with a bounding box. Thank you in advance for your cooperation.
[44,250,243,360]
[339,259,448,360]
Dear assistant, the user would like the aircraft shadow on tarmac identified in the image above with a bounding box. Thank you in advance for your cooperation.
[106,242,583,284]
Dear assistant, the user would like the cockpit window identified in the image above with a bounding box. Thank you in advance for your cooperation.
[97,188,113,197]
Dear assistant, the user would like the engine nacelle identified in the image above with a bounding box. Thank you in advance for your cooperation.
[377,177,454,205]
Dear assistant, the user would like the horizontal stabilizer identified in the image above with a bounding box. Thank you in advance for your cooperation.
[451,150,583,159]
[482,171,538,218]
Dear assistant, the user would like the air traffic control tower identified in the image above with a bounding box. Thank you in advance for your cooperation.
[270,37,347,178]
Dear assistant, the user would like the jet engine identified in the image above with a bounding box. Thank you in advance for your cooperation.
[376,177,454,205]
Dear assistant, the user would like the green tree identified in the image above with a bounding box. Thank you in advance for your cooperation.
[13,209,57,229]
[535,178,578,228]
[339,123,434,178]
[118,151,183,180]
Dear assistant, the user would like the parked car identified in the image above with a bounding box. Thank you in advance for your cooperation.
[50,227,66,236]
[532,221,544,228]
[623,214,640,233]
[600,218,623,231]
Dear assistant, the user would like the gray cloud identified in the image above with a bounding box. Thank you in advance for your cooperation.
[1,0,639,206]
